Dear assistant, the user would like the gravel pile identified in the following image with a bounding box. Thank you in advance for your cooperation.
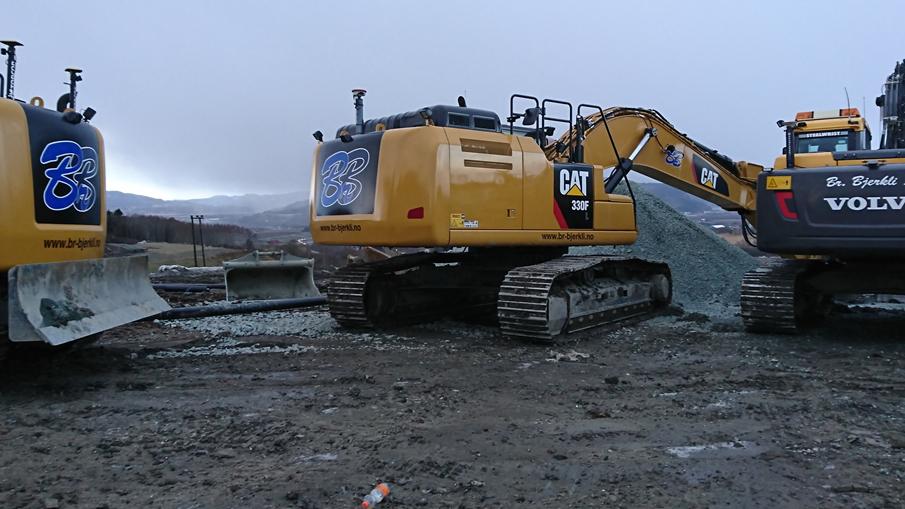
[573,182,758,314]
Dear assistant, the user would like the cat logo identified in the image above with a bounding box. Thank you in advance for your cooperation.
[559,167,589,197]
[691,155,730,197]
[700,167,720,189]
[553,164,594,229]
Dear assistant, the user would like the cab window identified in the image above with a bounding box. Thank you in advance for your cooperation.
[796,130,849,153]
[448,113,470,127]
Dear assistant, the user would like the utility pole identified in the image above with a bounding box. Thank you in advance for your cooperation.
[190,215,206,267]
[190,215,199,267]
[198,215,206,266]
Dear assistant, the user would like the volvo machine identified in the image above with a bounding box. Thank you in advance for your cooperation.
[0,41,168,358]
[311,61,905,339]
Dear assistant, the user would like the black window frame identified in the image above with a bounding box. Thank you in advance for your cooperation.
[794,130,853,154]
[472,115,498,132]
[448,112,470,128]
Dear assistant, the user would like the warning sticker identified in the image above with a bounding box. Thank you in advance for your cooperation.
[766,175,792,190]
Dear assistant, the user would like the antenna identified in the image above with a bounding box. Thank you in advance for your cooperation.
[844,86,851,111]
[64,67,82,110]
[0,40,23,99]
[352,88,366,133]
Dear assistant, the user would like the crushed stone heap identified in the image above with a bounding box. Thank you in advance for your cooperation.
[572,183,759,314]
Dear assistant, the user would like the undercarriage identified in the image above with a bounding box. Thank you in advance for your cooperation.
[741,259,905,334]
[328,249,672,341]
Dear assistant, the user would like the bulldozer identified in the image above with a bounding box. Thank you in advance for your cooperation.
[0,41,168,358]
[312,59,905,339]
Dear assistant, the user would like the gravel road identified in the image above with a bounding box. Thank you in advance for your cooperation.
[1,304,903,508]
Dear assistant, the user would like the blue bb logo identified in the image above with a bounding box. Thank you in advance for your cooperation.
[320,148,369,208]
[40,140,98,213]
[665,150,684,168]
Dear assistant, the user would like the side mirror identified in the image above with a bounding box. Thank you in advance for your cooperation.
[522,107,540,126]
[781,147,788,155]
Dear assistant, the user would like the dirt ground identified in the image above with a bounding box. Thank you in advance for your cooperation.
[1,296,904,509]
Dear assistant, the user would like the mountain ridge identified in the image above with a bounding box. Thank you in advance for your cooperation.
[106,183,712,232]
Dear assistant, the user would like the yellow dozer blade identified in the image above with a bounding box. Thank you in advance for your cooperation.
[223,251,320,301]
[7,255,170,345]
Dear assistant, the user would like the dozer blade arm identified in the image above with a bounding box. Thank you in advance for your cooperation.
[7,255,170,345]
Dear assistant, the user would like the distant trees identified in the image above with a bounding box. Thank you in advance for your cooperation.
[107,212,254,248]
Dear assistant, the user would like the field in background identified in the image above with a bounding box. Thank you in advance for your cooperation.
[142,242,246,271]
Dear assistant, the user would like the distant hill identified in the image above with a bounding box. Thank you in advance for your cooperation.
[107,190,305,218]
[637,182,717,214]
[107,190,309,232]
[107,183,709,234]
[230,200,310,230]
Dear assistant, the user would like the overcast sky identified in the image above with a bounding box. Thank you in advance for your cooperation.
[7,0,902,199]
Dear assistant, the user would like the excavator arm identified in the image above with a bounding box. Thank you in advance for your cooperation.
[547,107,762,226]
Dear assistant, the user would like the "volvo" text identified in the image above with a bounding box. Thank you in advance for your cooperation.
[823,196,905,211]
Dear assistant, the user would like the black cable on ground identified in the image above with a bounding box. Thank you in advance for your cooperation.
[150,296,328,321]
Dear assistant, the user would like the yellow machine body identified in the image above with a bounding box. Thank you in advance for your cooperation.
[309,99,756,339]
[0,97,106,270]
[0,94,168,347]
[310,125,637,247]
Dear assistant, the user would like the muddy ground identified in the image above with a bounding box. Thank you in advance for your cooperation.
[1,295,904,509]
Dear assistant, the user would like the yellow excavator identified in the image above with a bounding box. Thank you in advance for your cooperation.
[0,41,168,358]
[311,62,905,339]
[309,93,692,340]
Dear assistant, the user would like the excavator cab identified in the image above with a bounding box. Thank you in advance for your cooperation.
[758,107,905,257]
[775,108,872,169]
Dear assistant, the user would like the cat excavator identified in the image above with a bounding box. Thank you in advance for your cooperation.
[309,93,738,340]
[311,60,905,339]
[0,41,168,358]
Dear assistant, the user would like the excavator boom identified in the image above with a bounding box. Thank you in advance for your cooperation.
[549,107,761,225]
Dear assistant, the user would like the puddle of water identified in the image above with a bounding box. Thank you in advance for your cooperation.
[666,440,763,459]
